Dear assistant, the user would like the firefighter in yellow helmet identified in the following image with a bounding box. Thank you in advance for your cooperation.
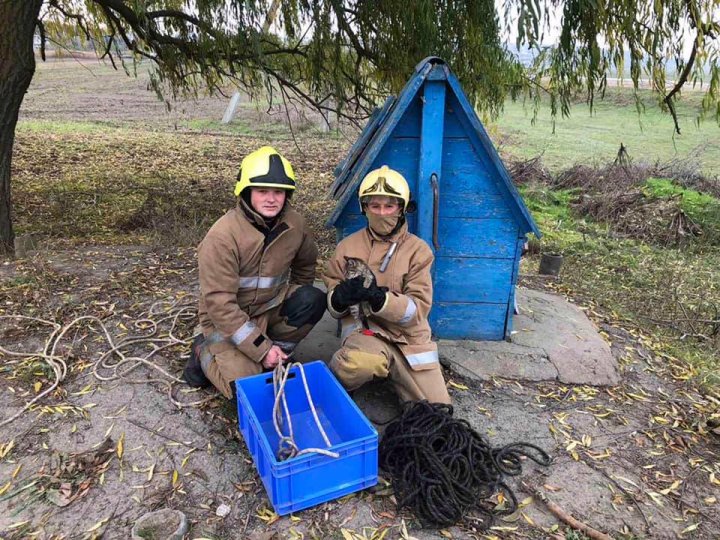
[323,166,451,404]
[184,146,325,398]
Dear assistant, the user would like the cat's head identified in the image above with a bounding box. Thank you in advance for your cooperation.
[344,256,367,273]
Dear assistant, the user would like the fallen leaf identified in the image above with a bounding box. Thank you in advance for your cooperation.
[86,517,109,532]
[0,440,15,459]
[116,432,124,459]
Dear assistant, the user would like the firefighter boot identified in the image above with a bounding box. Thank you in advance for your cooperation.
[183,334,211,388]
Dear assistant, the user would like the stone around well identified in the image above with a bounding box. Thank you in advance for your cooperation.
[439,287,620,386]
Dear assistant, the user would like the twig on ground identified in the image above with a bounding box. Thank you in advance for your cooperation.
[524,482,614,540]
[127,418,201,451]
[591,464,651,533]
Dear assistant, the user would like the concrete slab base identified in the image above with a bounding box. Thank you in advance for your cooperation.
[439,287,620,386]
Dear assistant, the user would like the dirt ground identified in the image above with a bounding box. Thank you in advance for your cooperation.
[2,59,720,539]
[1,247,720,540]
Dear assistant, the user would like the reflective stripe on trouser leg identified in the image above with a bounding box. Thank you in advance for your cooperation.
[404,349,439,369]
[386,343,450,404]
[199,331,227,375]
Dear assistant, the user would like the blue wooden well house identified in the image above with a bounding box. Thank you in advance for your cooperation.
[327,57,541,341]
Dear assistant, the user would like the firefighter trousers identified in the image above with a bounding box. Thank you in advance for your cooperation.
[329,331,451,404]
[201,285,325,398]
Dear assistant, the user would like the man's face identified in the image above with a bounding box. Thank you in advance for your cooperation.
[250,188,286,218]
[365,195,401,216]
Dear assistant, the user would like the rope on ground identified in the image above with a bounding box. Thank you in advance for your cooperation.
[379,400,551,528]
[272,361,339,461]
[0,297,215,428]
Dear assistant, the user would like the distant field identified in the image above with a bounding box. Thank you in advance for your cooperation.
[19,60,719,177]
[491,88,720,176]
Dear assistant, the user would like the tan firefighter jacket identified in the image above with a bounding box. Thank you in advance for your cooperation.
[323,221,439,370]
[197,201,318,362]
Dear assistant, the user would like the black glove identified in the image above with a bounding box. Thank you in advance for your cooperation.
[364,280,389,312]
[331,276,367,312]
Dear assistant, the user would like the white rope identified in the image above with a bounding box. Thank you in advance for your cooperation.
[0,297,216,428]
[272,361,339,461]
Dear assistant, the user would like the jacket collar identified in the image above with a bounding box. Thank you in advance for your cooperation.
[237,198,289,232]
[366,218,409,243]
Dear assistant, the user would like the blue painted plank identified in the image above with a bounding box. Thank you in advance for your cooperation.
[504,236,527,338]
[370,138,421,195]
[431,302,507,340]
[434,257,514,303]
[437,218,519,258]
[416,80,446,252]
[338,212,365,234]
[326,63,433,227]
[427,64,449,81]
[442,98,467,138]
[444,76,541,238]
[392,97,421,137]
[440,138,514,219]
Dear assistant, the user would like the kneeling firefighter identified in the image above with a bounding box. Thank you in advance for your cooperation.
[323,166,451,404]
[184,146,326,398]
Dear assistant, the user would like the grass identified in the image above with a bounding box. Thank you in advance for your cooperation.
[491,88,720,176]
[520,183,720,379]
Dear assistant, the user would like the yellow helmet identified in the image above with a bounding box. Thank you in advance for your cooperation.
[358,166,410,211]
[234,146,296,197]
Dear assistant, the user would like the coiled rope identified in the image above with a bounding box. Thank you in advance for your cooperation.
[272,361,339,461]
[379,400,551,528]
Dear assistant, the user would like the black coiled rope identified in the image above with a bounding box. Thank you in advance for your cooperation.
[378,401,551,528]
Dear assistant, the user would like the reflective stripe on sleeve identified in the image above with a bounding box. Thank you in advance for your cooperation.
[230,321,258,346]
[398,298,417,325]
[405,349,439,367]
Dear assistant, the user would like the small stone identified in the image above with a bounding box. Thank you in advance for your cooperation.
[216,503,231,517]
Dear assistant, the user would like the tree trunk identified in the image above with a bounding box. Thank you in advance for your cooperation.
[0,0,43,256]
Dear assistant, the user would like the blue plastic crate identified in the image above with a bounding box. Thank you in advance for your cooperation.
[234,360,378,515]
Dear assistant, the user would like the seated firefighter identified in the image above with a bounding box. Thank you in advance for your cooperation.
[184,146,326,398]
[323,166,451,404]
